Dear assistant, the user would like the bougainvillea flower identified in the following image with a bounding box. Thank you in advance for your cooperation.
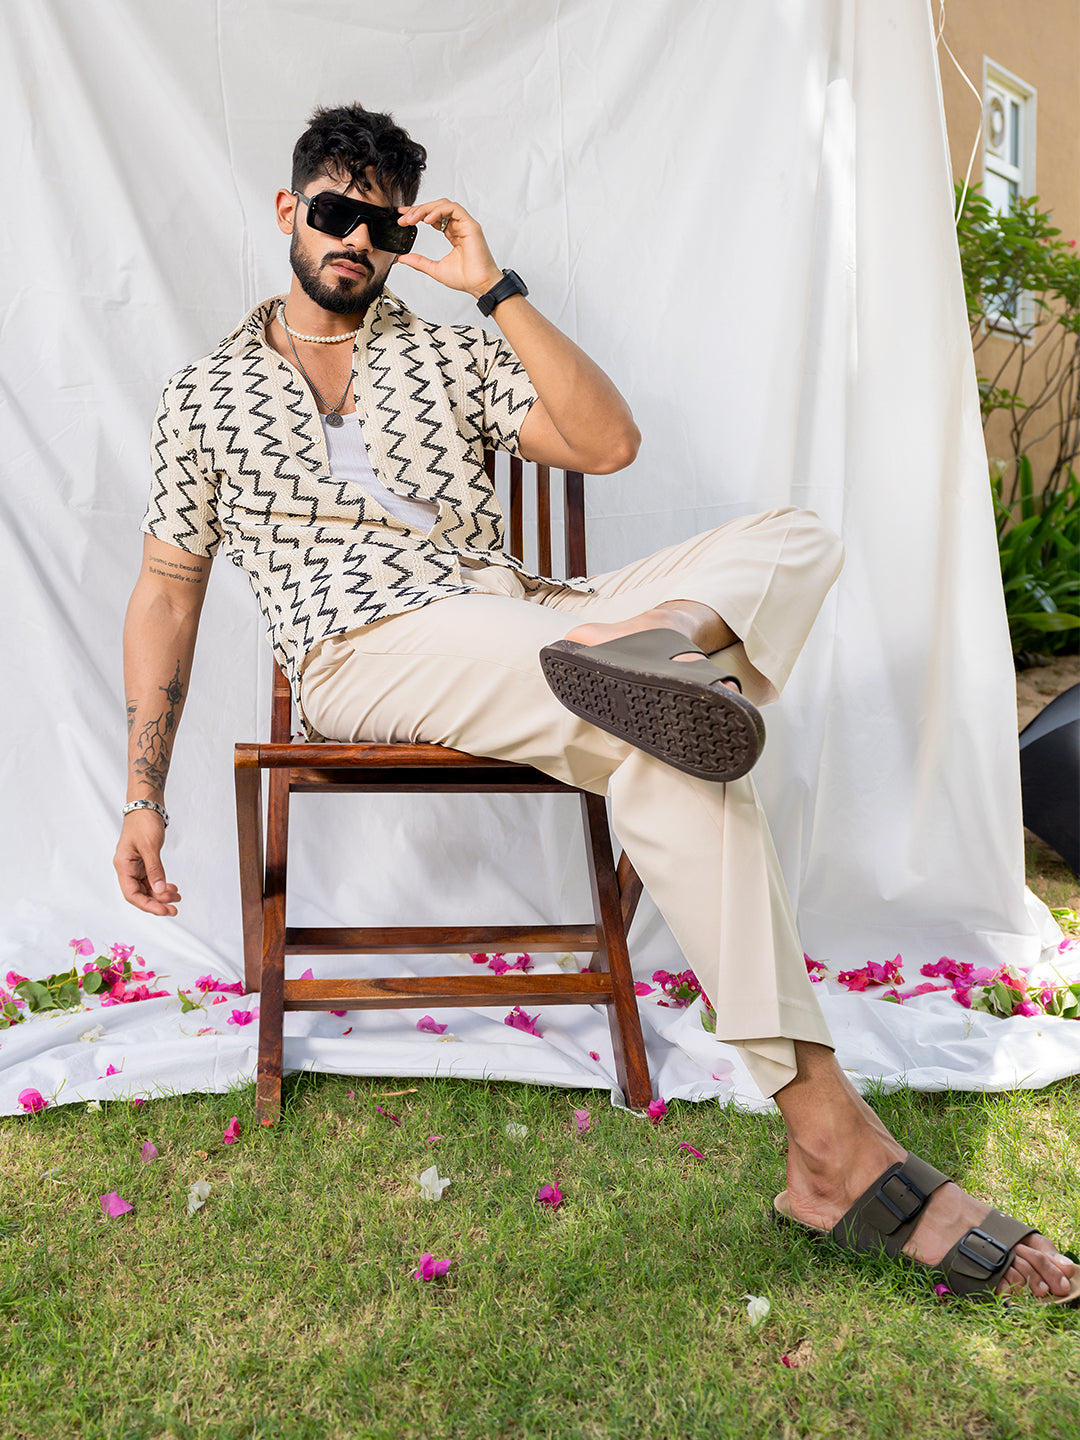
[223,1117,241,1145]
[416,1015,448,1035]
[141,1142,158,1163]
[100,1191,133,1218]
[468,953,490,965]
[1012,1000,1040,1017]
[536,1183,563,1209]
[100,1064,121,1079]
[486,954,511,975]
[711,1060,736,1082]
[933,1283,951,1299]
[69,938,95,957]
[300,968,314,980]
[866,956,904,986]
[212,995,228,1005]
[504,1006,542,1036]
[589,1051,600,1062]
[18,1088,48,1113]
[414,1164,451,1201]
[743,1293,770,1326]
[508,954,533,971]
[375,1105,401,1126]
[803,955,827,983]
[196,1027,215,1036]
[678,1143,704,1158]
[132,1098,146,1108]
[836,968,874,992]
[426,1135,443,1144]
[109,942,136,963]
[225,1008,260,1027]
[633,982,654,996]
[195,975,245,995]
[86,1100,102,1113]
[572,1108,591,1135]
[412,1253,451,1280]
[79,1025,104,1043]
[647,1097,668,1124]
[921,957,971,982]
[186,1181,211,1215]
[6,971,29,988]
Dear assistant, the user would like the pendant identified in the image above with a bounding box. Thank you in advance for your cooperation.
[325,412,345,428]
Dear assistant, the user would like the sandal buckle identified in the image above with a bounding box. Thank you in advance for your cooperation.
[875,1170,929,1227]
[957,1227,1010,1276]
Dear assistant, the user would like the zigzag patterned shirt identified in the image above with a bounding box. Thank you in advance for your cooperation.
[142,292,588,731]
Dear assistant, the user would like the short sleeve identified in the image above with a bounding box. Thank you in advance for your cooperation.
[476,331,539,456]
[140,375,223,557]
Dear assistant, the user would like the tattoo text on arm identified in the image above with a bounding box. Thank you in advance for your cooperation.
[148,556,207,585]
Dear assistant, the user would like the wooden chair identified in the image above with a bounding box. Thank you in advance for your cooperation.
[235,455,652,1123]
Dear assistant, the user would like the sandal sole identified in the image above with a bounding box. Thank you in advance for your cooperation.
[540,641,765,782]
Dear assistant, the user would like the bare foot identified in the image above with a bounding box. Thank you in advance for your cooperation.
[780,1080,1076,1301]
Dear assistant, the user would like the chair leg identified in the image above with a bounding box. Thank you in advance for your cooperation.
[234,751,265,995]
[616,850,644,934]
[580,793,653,1109]
[256,768,289,1125]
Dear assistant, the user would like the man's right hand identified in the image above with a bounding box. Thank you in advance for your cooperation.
[113,811,181,916]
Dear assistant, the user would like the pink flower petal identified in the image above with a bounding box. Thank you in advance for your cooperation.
[417,1015,448,1035]
[300,968,314,980]
[412,1252,452,1280]
[223,1117,241,1145]
[329,1010,346,1017]
[711,1061,735,1082]
[589,1051,600,1062]
[426,1135,443,1144]
[678,1143,704,1158]
[633,982,654,996]
[225,1008,259,1027]
[487,955,511,975]
[140,1142,158,1162]
[69,938,95,957]
[572,1109,591,1135]
[504,1006,542,1037]
[468,953,490,965]
[536,1183,563,1209]
[17,1087,48,1113]
[131,1098,146,1107]
[375,1105,401,1126]
[508,954,533,971]
[933,1283,951,1300]
[100,1191,133,1218]
[647,1097,668,1124]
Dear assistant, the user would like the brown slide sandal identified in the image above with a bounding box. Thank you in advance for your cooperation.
[773,1152,1080,1306]
[539,627,765,783]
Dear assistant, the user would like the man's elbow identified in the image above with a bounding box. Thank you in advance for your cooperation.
[588,419,641,475]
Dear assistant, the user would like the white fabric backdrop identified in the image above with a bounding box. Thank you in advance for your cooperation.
[3,0,1077,1115]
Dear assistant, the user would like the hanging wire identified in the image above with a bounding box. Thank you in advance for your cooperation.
[935,1,984,222]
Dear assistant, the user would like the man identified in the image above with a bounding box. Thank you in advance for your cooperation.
[115,104,1076,1305]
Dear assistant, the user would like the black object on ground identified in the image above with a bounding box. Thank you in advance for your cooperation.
[1019,683,1079,878]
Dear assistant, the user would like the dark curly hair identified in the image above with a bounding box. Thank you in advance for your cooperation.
[291,103,427,205]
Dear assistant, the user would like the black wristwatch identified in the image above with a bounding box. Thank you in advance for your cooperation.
[476,269,528,316]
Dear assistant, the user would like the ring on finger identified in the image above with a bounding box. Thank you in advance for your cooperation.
[438,216,450,233]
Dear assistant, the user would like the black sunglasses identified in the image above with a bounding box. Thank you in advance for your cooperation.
[292,190,417,255]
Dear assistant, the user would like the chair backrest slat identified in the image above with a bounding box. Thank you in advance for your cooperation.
[508,456,524,562]
[564,469,586,579]
[536,464,552,576]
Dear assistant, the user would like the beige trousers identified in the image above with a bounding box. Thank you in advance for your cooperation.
[300,508,844,1097]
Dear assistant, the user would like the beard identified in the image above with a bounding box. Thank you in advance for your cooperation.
[289,230,387,315]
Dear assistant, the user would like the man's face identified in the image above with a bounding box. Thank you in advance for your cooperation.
[288,169,399,315]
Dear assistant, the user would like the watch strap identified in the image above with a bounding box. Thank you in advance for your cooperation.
[477,269,528,317]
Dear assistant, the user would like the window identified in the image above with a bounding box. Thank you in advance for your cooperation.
[982,60,1037,329]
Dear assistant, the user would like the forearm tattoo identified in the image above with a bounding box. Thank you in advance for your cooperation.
[130,661,185,794]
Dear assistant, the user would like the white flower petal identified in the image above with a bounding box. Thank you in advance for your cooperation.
[79,1026,104,1043]
[85,1100,102,1113]
[505,1122,528,1140]
[743,1293,770,1327]
[414,1164,451,1201]
[186,1180,211,1216]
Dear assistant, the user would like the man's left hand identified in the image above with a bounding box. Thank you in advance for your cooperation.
[393,200,505,301]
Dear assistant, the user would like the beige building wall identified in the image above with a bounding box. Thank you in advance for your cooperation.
[937,0,1080,492]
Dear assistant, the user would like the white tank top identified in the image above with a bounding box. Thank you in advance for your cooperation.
[322,413,439,533]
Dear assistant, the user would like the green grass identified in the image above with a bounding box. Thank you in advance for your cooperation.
[4,1074,1080,1440]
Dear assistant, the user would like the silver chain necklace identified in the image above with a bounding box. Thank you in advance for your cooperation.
[280,310,353,427]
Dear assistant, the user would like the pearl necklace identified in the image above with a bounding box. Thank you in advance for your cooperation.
[278,304,360,345]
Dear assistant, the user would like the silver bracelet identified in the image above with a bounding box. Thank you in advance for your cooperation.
[122,799,170,828]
